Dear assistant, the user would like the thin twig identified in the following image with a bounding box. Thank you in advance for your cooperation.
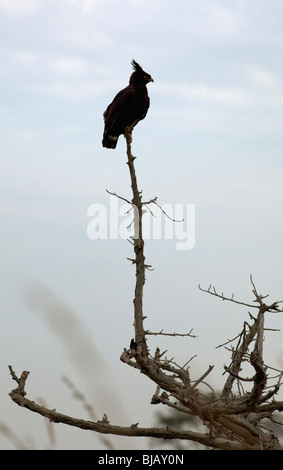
[106,189,131,205]
[198,284,257,309]
[145,328,196,338]
[151,200,184,223]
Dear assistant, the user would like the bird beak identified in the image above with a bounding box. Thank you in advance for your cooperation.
[149,77,154,83]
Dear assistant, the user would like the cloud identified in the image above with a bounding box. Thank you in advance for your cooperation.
[249,67,282,90]
[158,82,250,107]
[62,0,98,12]
[0,44,114,101]
[29,78,113,101]
[70,29,112,51]
[0,0,37,13]
[246,67,283,107]
[198,4,244,37]
[52,56,89,75]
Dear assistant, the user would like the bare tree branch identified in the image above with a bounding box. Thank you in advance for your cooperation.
[124,128,148,356]
[105,189,131,205]
[8,132,283,451]
[145,328,196,338]
[9,366,236,449]
[198,283,258,309]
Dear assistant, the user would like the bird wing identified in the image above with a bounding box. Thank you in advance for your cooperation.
[103,85,136,131]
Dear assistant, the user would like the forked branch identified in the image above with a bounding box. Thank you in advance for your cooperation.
[8,133,283,451]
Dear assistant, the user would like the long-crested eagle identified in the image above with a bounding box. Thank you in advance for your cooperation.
[102,60,153,149]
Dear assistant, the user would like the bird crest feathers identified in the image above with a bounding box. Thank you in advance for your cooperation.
[131,59,143,72]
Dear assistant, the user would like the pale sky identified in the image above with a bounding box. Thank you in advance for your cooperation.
[1,0,283,450]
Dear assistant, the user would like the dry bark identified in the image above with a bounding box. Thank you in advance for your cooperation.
[9,132,283,450]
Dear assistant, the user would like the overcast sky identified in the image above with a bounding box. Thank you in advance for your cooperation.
[1,0,283,450]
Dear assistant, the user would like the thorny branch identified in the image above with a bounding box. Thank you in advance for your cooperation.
[9,133,283,450]
[145,328,196,338]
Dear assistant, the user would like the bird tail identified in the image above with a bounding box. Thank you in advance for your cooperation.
[102,132,119,149]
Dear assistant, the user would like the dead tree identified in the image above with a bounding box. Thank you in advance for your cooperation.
[9,131,283,450]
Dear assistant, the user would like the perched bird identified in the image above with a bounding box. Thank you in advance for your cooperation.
[102,60,153,149]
